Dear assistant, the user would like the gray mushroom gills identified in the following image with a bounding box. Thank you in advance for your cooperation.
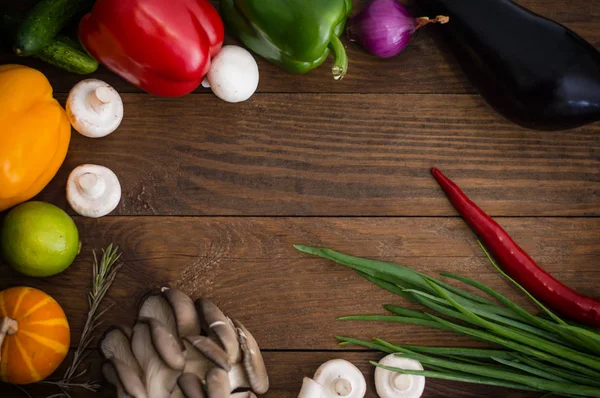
[99,288,269,398]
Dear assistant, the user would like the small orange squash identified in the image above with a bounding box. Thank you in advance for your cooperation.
[0,286,70,384]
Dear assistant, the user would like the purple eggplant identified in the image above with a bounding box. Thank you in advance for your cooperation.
[416,0,600,131]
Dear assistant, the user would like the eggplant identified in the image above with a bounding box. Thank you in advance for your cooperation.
[415,0,600,131]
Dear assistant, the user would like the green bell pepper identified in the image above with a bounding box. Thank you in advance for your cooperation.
[220,0,352,80]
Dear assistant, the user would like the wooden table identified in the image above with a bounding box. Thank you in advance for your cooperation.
[1,1,599,397]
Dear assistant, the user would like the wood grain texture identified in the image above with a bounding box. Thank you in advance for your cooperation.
[1,0,599,397]
[0,350,540,398]
[1,217,597,350]
[31,93,600,217]
[0,1,598,94]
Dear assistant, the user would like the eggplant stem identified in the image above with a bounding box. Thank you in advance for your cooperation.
[415,15,450,31]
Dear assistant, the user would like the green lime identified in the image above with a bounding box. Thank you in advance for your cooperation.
[1,201,81,277]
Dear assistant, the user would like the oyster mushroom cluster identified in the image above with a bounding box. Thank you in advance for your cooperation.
[99,287,269,398]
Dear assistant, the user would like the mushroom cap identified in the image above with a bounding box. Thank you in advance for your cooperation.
[375,354,425,398]
[227,362,250,391]
[185,335,231,371]
[66,78,123,138]
[298,377,324,398]
[99,326,142,375]
[197,299,240,363]
[103,358,148,398]
[233,319,269,395]
[162,287,201,337]
[178,373,206,398]
[139,293,178,338]
[313,359,366,398]
[147,318,186,371]
[66,164,121,218]
[182,339,214,383]
[170,387,186,398]
[206,45,259,103]
[132,321,181,397]
[206,367,230,398]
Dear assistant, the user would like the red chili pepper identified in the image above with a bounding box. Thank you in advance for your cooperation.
[79,0,224,97]
[431,167,600,328]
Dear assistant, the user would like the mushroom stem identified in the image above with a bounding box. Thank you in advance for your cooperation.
[333,377,352,396]
[78,172,106,198]
[391,373,412,391]
[0,317,18,361]
[374,354,425,398]
[89,86,114,113]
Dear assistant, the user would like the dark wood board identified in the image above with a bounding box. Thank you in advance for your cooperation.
[31,93,600,217]
[0,351,539,398]
[1,217,598,349]
[0,0,599,396]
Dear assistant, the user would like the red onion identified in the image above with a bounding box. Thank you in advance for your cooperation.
[346,0,449,58]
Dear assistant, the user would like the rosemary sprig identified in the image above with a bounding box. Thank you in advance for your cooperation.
[40,243,123,398]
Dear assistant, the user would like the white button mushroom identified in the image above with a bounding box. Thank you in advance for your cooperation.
[298,359,366,398]
[203,45,259,103]
[67,78,124,138]
[375,354,425,398]
[66,164,121,218]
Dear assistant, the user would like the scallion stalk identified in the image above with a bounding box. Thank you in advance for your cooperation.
[295,244,600,396]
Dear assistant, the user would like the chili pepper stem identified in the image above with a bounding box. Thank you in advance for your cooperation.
[329,34,348,80]
[415,15,450,31]
[0,317,18,361]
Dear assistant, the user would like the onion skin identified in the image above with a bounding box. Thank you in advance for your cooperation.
[347,0,416,58]
[347,0,448,58]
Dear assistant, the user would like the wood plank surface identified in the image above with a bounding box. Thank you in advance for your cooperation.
[0,1,598,94]
[2,351,539,398]
[2,216,596,397]
[1,0,599,396]
[1,217,597,349]
[32,93,600,217]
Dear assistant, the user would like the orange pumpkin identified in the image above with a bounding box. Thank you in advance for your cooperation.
[0,286,70,384]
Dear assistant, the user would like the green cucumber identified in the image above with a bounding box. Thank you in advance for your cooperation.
[14,0,95,56]
[1,11,98,75]
[35,35,99,75]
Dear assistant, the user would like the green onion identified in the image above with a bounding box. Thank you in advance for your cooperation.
[371,340,600,397]
[511,354,600,388]
[490,356,571,382]
[427,313,600,378]
[396,289,567,344]
[294,244,600,396]
[440,271,599,355]
[425,279,600,371]
[372,363,543,392]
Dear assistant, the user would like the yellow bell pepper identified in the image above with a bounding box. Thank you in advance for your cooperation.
[0,65,70,212]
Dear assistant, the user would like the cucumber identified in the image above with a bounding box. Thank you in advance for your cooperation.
[1,11,99,75]
[35,35,99,75]
[14,0,95,56]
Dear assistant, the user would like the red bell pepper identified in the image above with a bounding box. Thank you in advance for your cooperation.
[431,168,600,327]
[78,0,224,97]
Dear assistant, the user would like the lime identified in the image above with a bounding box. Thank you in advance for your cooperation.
[1,201,81,277]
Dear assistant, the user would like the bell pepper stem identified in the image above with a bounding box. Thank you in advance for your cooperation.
[0,317,18,362]
[329,34,348,81]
